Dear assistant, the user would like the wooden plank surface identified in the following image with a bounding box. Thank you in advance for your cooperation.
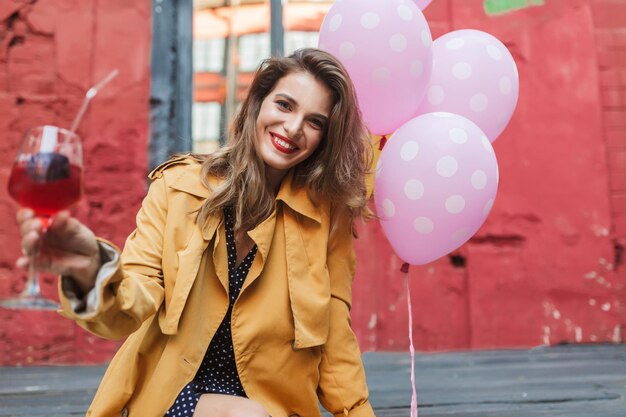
[1,344,624,416]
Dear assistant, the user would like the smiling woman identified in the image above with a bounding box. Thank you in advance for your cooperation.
[255,72,332,192]
[196,48,372,238]
[15,48,376,417]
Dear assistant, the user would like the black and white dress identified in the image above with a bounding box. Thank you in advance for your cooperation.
[164,206,258,417]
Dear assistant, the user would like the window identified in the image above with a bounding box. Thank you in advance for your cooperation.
[285,31,319,55]
[239,33,271,72]
[192,101,222,153]
[194,38,225,73]
[184,1,333,156]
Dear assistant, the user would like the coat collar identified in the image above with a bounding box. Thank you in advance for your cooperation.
[165,160,322,224]
[275,171,322,224]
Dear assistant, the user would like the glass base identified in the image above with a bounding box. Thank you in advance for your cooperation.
[0,296,60,311]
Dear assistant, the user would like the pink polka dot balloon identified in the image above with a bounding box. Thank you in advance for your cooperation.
[374,112,499,265]
[415,29,519,142]
[318,0,433,135]
[414,0,433,10]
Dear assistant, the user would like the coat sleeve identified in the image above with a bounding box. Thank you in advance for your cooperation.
[317,209,376,417]
[57,173,167,340]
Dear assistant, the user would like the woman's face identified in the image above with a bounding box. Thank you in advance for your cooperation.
[255,71,332,184]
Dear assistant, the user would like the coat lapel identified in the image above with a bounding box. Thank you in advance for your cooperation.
[159,222,215,335]
[282,205,331,349]
[242,209,277,293]
[278,171,331,348]
[158,165,221,335]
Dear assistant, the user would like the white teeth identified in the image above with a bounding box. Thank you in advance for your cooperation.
[273,135,295,150]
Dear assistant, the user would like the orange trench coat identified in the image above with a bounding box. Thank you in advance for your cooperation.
[58,156,375,417]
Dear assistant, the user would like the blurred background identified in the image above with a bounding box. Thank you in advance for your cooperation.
[0,0,624,365]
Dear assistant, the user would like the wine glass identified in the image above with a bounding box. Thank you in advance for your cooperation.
[2,125,83,310]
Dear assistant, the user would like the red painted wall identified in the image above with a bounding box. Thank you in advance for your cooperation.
[0,0,150,365]
[0,0,624,365]
[351,0,626,351]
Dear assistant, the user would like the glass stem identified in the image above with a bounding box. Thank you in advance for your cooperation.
[22,257,42,298]
[21,216,48,299]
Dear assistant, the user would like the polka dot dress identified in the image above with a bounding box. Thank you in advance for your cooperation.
[164,206,258,416]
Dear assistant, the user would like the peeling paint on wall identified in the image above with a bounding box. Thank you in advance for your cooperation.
[484,0,545,16]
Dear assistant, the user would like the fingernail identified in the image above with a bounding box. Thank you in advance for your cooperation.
[16,257,28,269]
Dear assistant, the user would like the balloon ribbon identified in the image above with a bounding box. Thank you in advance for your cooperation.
[403,264,418,417]
[379,135,388,150]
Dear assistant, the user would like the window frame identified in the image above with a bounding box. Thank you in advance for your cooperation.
[150,0,284,170]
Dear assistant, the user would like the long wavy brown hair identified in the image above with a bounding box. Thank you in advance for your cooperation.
[195,48,372,234]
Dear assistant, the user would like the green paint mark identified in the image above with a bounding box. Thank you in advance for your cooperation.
[484,0,545,16]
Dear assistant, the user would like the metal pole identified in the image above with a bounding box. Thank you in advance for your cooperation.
[225,0,239,135]
[270,0,284,57]
[175,0,193,152]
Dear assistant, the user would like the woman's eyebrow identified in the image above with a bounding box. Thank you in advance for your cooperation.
[275,93,329,121]
[275,93,297,105]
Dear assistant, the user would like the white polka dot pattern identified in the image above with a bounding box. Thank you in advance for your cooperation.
[397,5,413,21]
[452,62,472,80]
[389,33,408,52]
[470,94,488,112]
[361,12,380,29]
[487,44,503,60]
[421,29,431,47]
[446,37,465,50]
[436,156,458,178]
[404,179,424,200]
[165,207,257,416]
[471,170,487,190]
[449,128,468,144]
[382,198,396,217]
[373,67,391,84]
[414,29,519,142]
[374,113,498,265]
[318,0,433,135]
[445,195,466,214]
[339,41,356,59]
[428,85,445,105]
[400,141,419,161]
[414,217,434,234]
[499,76,512,94]
[329,14,343,32]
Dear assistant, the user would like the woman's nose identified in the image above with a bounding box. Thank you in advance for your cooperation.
[284,115,303,139]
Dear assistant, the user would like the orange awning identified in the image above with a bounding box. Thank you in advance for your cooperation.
[194,3,332,39]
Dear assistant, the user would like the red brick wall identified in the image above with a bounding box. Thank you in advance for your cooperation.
[592,0,626,341]
[0,0,151,365]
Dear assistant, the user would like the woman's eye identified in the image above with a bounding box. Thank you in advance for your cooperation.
[310,119,324,130]
[276,100,290,110]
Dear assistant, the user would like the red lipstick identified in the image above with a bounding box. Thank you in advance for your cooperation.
[270,132,299,154]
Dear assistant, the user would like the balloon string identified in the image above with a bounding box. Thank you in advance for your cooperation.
[405,267,418,417]
[379,135,387,150]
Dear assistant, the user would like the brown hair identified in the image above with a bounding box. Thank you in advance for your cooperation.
[195,48,372,233]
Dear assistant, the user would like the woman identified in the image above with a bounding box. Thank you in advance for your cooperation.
[17,48,375,417]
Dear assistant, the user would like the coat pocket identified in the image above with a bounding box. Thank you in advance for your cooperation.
[159,227,210,335]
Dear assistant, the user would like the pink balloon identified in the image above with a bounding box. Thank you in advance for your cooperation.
[374,112,499,265]
[415,29,519,142]
[414,0,433,10]
[319,0,433,135]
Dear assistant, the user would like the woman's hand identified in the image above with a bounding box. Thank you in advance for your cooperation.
[17,209,102,295]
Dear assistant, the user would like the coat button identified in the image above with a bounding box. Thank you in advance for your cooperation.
[120,407,128,417]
